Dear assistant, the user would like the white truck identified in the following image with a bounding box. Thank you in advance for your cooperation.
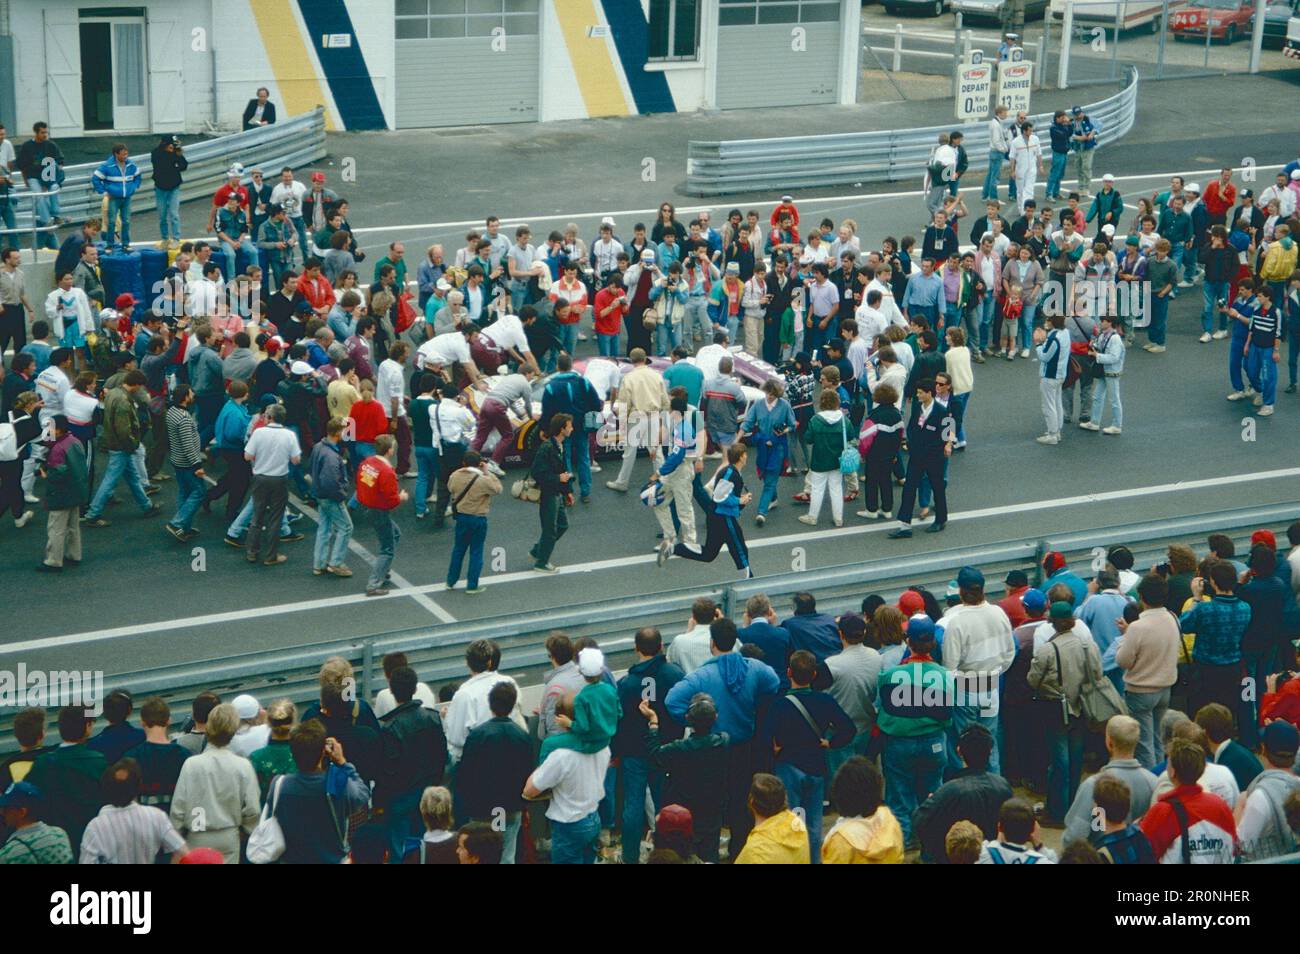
[1050,0,1189,34]
[1287,12,1300,56]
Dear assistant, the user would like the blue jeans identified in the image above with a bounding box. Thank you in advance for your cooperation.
[1045,715,1086,820]
[1229,325,1249,392]
[1148,293,1169,345]
[1091,375,1122,427]
[1046,151,1069,198]
[551,811,601,864]
[500,811,522,865]
[0,197,15,232]
[564,430,591,498]
[557,322,578,357]
[105,196,132,248]
[290,216,309,261]
[1018,301,1038,351]
[961,305,979,352]
[1168,245,1188,286]
[385,789,421,864]
[314,498,353,569]
[222,238,259,281]
[227,496,291,538]
[510,279,529,314]
[367,508,400,589]
[824,731,873,788]
[774,761,824,863]
[977,296,996,351]
[169,464,205,532]
[414,445,439,517]
[619,756,661,865]
[86,449,152,518]
[1245,343,1277,406]
[597,333,619,356]
[950,391,969,443]
[446,513,488,588]
[24,177,60,249]
[155,186,181,242]
[684,297,711,341]
[757,458,781,515]
[942,302,961,349]
[1125,686,1170,770]
[656,320,679,356]
[282,424,310,498]
[882,732,946,844]
[982,151,1006,200]
[1201,281,1229,334]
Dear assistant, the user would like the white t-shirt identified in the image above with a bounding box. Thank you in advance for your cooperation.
[270,180,308,219]
[530,747,612,823]
[0,139,16,176]
[372,682,437,719]
[375,358,407,418]
[583,358,622,400]
[480,314,530,355]
[854,303,887,343]
[35,366,71,423]
[430,398,476,447]
[62,389,100,427]
[418,332,471,370]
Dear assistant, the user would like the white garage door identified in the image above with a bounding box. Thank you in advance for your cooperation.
[394,0,540,128]
[716,1,841,110]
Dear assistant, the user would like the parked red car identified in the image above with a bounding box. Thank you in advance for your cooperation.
[1170,0,1256,42]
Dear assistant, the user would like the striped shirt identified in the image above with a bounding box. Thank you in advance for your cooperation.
[166,405,204,468]
[80,802,186,864]
[0,822,74,864]
[1248,305,1280,349]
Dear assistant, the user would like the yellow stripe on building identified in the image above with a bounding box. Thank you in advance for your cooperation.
[248,0,337,131]
[553,0,629,117]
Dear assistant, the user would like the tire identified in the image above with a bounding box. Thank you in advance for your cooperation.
[933,0,943,15]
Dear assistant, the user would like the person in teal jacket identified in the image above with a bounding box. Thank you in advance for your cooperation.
[539,647,620,761]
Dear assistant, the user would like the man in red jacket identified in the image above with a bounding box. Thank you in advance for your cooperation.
[1139,738,1237,864]
[1203,169,1237,229]
[356,434,406,596]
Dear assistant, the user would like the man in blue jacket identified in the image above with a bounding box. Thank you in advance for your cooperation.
[739,593,793,691]
[1042,550,1088,609]
[91,144,141,252]
[540,352,603,503]
[614,626,684,864]
[1046,111,1073,201]
[666,617,779,856]
[781,592,842,668]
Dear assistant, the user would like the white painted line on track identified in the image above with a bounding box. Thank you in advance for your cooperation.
[8,465,1299,656]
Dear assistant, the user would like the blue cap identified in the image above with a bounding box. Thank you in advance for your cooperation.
[0,781,41,809]
[1071,105,1083,114]
[1262,720,1299,756]
[906,617,936,642]
[956,565,985,589]
[1021,588,1047,614]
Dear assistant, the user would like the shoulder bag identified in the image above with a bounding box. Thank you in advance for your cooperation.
[246,775,287,864]
[838,416,861,476]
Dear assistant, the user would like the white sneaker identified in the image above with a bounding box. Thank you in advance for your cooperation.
[1253,394,1265,407]
[1079,421,1101,431]
[1020,348,1030,358]
[832,518,843,527]
[486,460,506,478]
[1211,330,1228,340]
[797,514,818,526]
[1198,333,1212,343]
[1177,280,1194,288]
[1035,433,1059,445]
[1102,425,1122,435]
[14,510,33,528]
[23,493,40,504]
[856,509,878,519]
[1148,345,1166,353]
[1227,390,1247,401]
[589,463,602,473]
[1258,405,1274,416]
[605,480,628,492]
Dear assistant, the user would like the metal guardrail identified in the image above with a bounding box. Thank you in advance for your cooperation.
[0,497,1295,755]
[3,109,328,233]
[685,66,1138,196]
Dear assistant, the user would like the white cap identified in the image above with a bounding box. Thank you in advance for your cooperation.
[1291,170,1300,180]
[435,278,452,291]
[232,694,259,720]
[1185,182,1200,194]
[1101,224,1115,236]
[228,162,244,178]
[290,360,313,375]
[1102,173,1115,182]
[640,248,656,261]
[601,216,616,227]
[799,252,814,265]
[577,647,605,678]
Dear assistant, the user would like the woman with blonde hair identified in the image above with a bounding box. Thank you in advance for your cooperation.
[405,786,458,864]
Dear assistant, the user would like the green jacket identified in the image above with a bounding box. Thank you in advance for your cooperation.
[26,745,108,853]
[807,411,849,473]
[100,386,142,451]
[538,681,620,760]
[875,657,954,738]
[1087,188,1124,227]
[44,434,89,510]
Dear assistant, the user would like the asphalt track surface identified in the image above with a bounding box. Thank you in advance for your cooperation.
[3,71,1299,680]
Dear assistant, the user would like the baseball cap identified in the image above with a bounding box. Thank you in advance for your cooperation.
[1292,170,1300,181]
[1240,189,1254,200]
[945,580,961,601]
[114,293,137,310]
[1022,588,1047,614]
[1125,234,1139,246]
[725,261,740,274]
[1252,529,1277,549]
[436,278,452,291]
[1261,719,1299,757]
[656,804,694,839]
[0,781,41,809]
[601,215,616,227]
[1071,105,1083,114]
[1102,173,1115,183]
[311,171,326,183]
[640,249,656,262]
[1049,600,1074,620]
[577,647,605,677]
[290,360,313,376]
[228,162,244,178]
[259,394,279,408]
[1043,551,1067,574]
[906,616,936,642]
[781,194,794,203]
[232,694,260,720]
[897,590,926,615]
[1005,569,1029,588]
[179,847,225,864]
[956,565,985,589]
[1185,182,1201,194]
[799,252,815,265]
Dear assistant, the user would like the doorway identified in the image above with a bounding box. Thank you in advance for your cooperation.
[78,13,150,132]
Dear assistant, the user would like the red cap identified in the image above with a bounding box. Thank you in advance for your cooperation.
[897,590,925,616]
[179,847,224,864]
[1251,529,1277,550]
[264,338,281,355]
[1043,551,1067,574]
[656,804,694,840]
[311,171,326,183]
[114,293,137,310]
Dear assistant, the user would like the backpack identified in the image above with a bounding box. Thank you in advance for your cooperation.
[0,415,19,461]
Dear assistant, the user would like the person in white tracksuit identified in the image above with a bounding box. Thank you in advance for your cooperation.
[1008,122,1044,215]
[653,392,701,563]
[1033,315,1070,445]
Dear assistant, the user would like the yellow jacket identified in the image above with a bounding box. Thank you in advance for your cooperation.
[734,810,811,864]
[1259,240,1298,282]
[617,365,670,416]
[821,808,905,864]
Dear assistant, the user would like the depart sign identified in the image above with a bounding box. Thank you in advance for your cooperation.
[955,50,992,121]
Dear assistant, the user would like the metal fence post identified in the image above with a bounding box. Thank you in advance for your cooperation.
[952,13,964,97]
[1156,0,1169,79]
[361,639,375,705]
[1058,0,1074,89]
[1039,14,1051,89]
[1249,0,1267,71]
[894,23,903,71]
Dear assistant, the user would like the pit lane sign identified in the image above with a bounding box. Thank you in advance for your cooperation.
[956,50,992,121]
[996,46,1033,114]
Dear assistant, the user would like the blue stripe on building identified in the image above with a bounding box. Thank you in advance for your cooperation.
[600,0,676,115]
[295,0,387,130]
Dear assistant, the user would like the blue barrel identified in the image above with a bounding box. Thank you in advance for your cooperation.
[100,249,144,309]
[236,243,268,277]
[138,247,168,311]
